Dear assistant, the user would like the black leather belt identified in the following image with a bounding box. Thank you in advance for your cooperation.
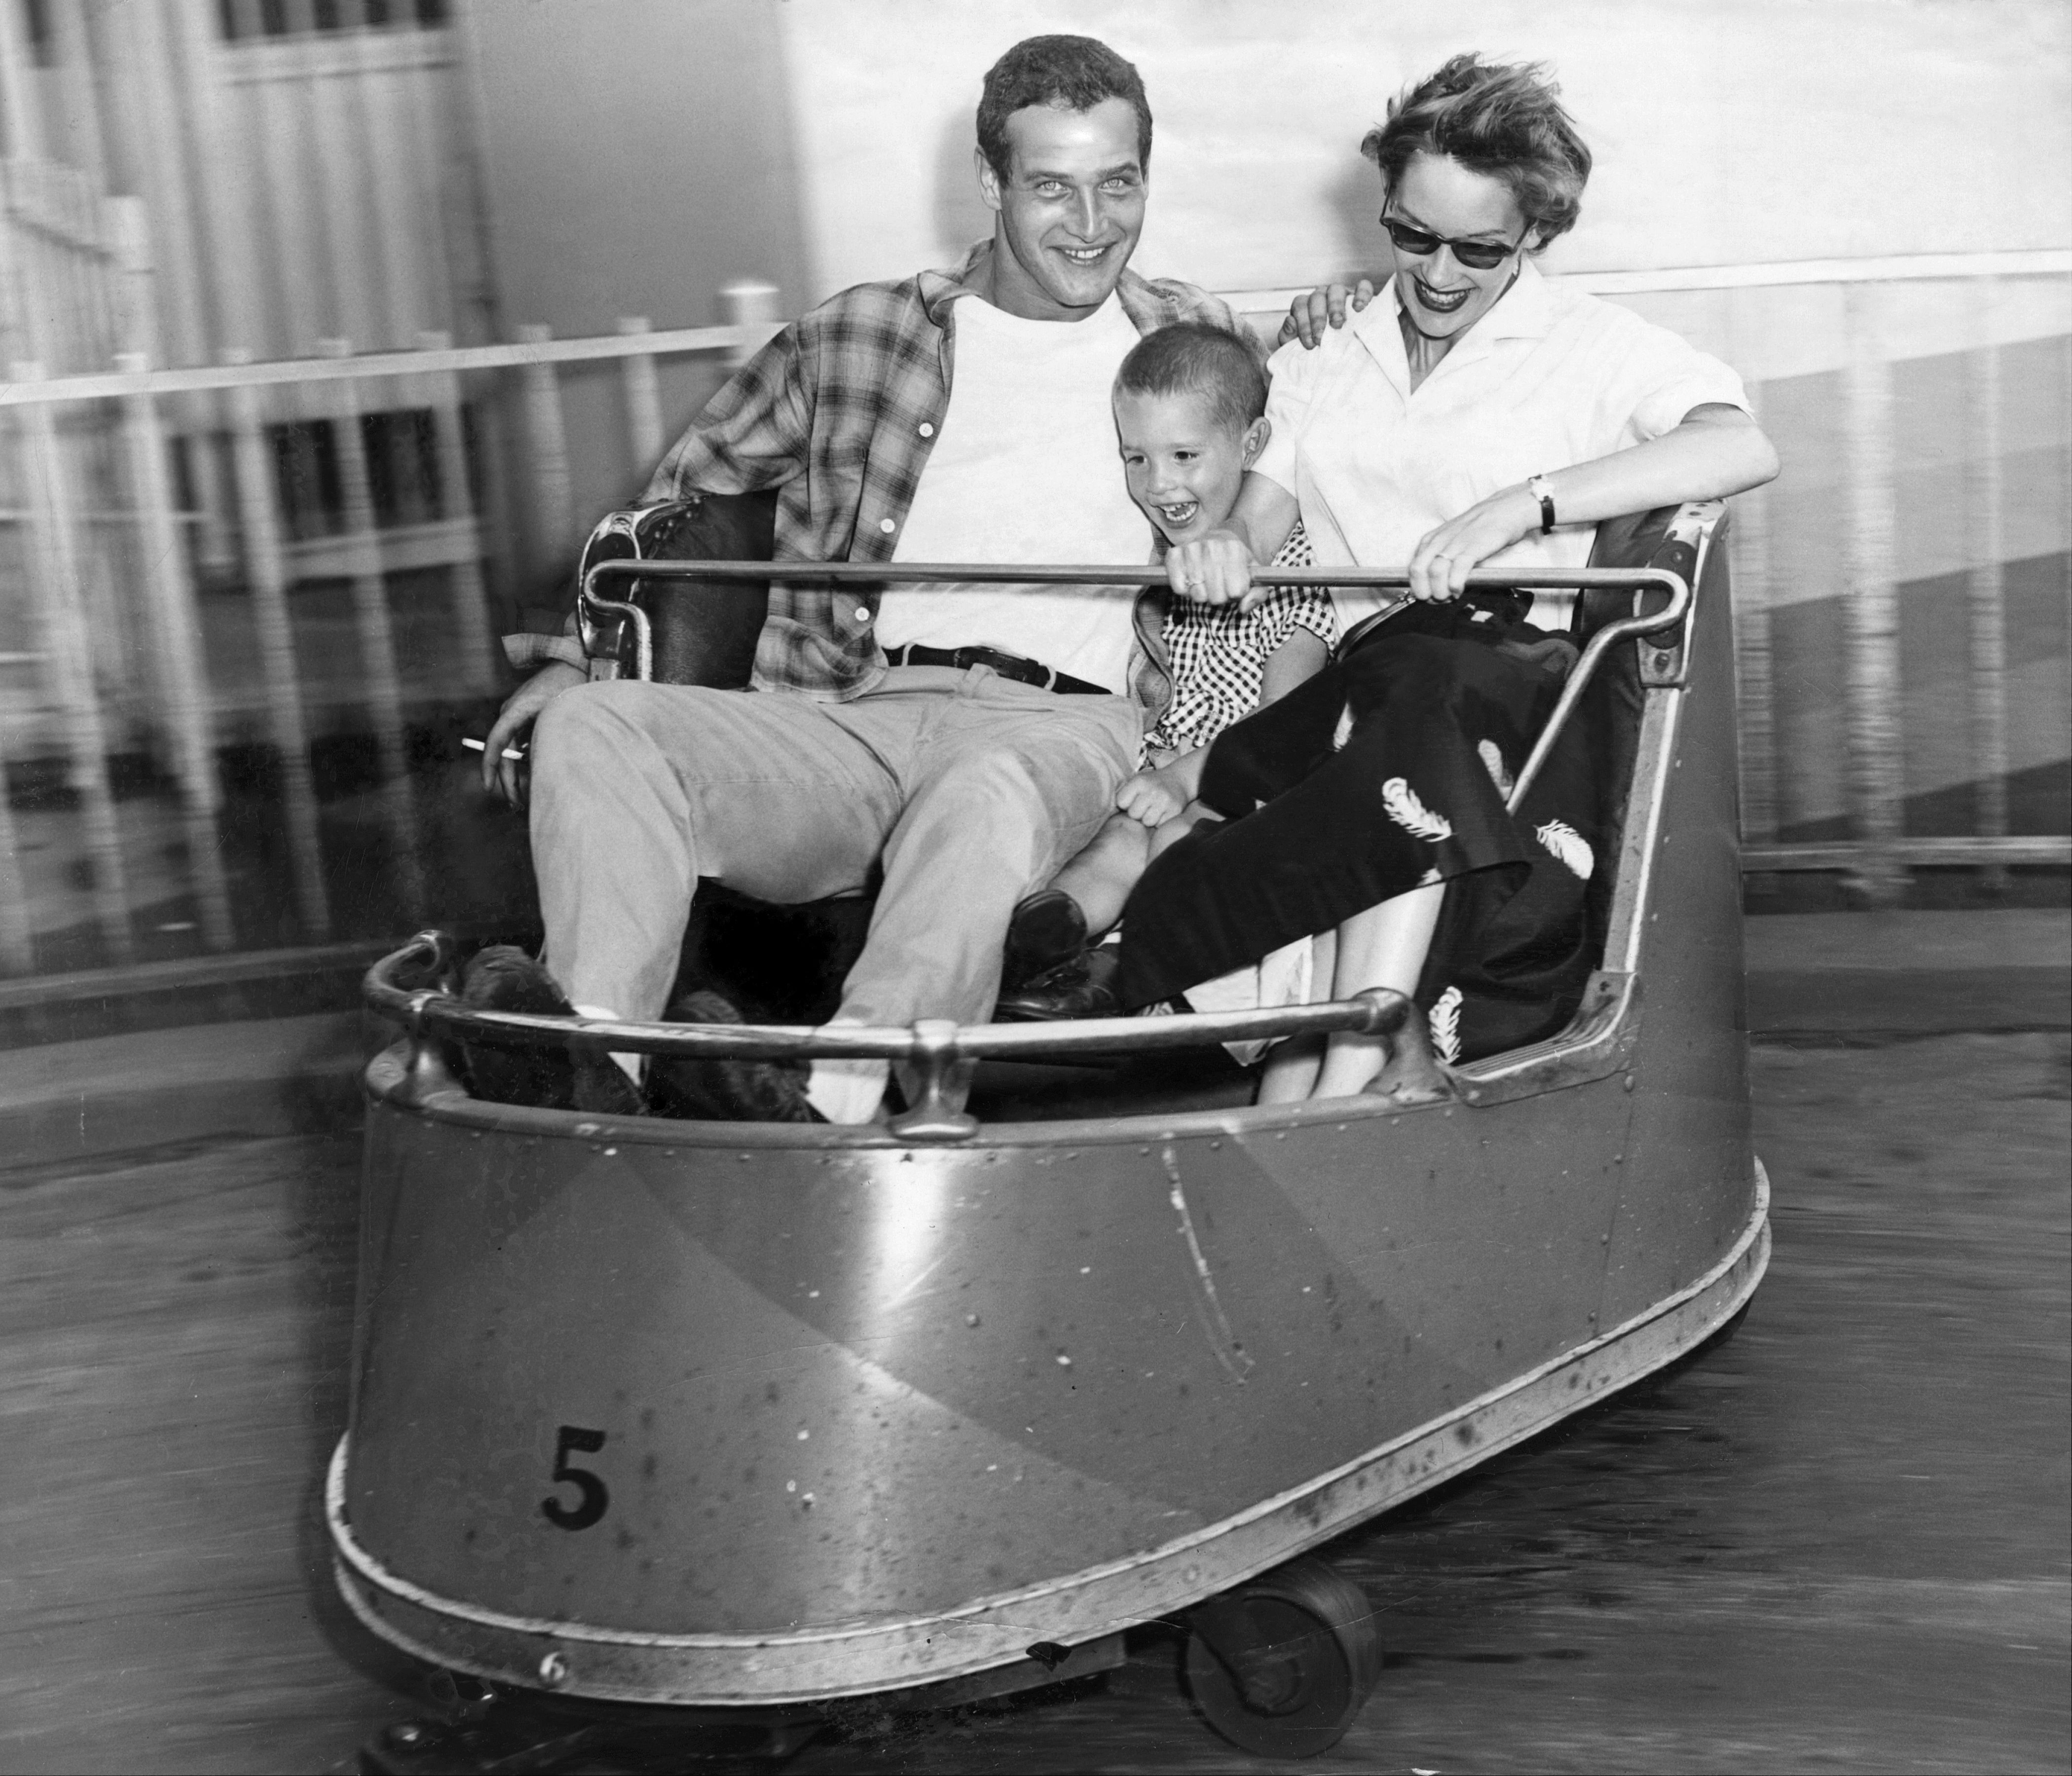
[884,643,1110,696]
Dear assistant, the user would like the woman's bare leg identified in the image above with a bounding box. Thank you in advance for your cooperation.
[1257,929,1333,1103]
[1048,813,1154,937]
[1310,881,1449,1101]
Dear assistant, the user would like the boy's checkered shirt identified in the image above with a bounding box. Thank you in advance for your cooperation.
[1144,521,1338,757]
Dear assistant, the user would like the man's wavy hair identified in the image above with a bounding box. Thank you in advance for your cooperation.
[977,36,1152,181]
[1361,54,1592,246]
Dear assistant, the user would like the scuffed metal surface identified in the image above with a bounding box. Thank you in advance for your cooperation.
[1159,1143,1254,1384]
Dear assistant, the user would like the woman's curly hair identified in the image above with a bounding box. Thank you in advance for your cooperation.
[1361,54,1592,246]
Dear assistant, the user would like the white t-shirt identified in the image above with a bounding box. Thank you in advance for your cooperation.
[877,292,1148,693]
[1251,257,1749,631]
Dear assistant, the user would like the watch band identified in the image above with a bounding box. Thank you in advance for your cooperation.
[1526,474,1557,535]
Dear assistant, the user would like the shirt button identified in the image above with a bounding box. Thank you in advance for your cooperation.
[918,421,934,438]
[879,518,896,534]
[854,606,871,622]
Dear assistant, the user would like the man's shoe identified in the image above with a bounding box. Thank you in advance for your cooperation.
[647,990,825,1123]
[1003,889,1089,989]
[456,946,646,1117]
[995,946,1122,1022]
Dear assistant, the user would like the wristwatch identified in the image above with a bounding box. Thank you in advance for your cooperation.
[1526,474,1557,535]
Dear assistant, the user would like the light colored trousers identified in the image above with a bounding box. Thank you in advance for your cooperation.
[529,665,1141,1030]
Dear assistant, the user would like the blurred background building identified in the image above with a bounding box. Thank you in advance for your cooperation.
[0,0,2065,1012]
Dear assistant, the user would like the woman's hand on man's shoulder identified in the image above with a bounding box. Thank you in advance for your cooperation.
[1279,279,1378,350]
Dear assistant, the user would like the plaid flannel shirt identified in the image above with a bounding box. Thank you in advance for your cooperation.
[509,242,1252,715]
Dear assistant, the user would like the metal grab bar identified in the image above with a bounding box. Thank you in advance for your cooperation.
[578,557,1694,698]
[1505,515,1706,812]
[576,554,1698,808]
[581,559,1696,592]
[369,933,1407,1064]
[368,936,1413,1137]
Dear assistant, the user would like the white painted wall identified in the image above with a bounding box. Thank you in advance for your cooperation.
[774,0,2072,298]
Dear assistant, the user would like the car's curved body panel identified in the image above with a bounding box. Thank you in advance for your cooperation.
[331,505,1767,1708]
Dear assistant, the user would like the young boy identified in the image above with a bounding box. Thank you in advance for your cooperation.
[1000,322,1336,1016]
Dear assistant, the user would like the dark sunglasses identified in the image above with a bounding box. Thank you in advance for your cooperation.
[1380,214,1525,272]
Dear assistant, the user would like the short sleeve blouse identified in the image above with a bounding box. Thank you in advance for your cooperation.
[1250,257,1748,630]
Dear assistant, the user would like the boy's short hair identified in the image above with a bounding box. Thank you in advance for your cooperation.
[978,37,1152,181]
[1113,322,1269,435]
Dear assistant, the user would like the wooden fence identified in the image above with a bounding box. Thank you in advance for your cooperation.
[0,253,2065,990]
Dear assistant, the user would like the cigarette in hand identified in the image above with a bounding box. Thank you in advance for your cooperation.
[462,737,527,761]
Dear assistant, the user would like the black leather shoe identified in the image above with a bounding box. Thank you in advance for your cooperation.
[1003,888,1090,989]
[647,990,825,1123]
[456,946,647,1117]
[995,946,1122,1022]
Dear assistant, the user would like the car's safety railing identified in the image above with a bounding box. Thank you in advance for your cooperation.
[370,934,1411,1138]
[576,557,1694,822]
[373,558,1691,1137]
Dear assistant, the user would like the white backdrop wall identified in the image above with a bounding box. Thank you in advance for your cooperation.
[773,0,2072,298]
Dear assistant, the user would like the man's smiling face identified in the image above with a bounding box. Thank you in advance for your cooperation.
[978,97,1147,321]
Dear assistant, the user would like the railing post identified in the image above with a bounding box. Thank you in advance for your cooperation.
[103,194,158,365]
[721,280,781,369]
[516,323,573,563]
[115,351,235,951]
[319,335,426,922]
[1730,377,1779,850]
[1965,281,2010,894]
[10,362,135,963]
[1840,286,1907,906]
[416,329,498,696]
[0,0,44,160]
[0,539,33,964]
[0,752,31,972]
[616,315,666,473]
[223,351,332,939]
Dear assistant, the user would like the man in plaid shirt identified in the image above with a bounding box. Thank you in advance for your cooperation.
[481,35,1251,1124]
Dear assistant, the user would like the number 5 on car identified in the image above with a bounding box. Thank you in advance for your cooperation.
[541,1424,609,1531]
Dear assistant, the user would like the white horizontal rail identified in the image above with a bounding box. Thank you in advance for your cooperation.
[1222,247,2072,316]
[2,250,2065,409]
[0,322,753,407]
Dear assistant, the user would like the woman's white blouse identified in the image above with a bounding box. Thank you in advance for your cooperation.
[1250,256,1749,630]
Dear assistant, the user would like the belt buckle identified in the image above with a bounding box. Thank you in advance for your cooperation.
[986,647,1048,690]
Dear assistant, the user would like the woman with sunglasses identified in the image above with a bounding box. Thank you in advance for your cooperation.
[1106,52,1777,1102]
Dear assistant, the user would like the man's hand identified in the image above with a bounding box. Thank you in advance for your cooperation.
[1166,528,1256,610]
[1406,486,1542,603]
[1116,750,1204,827]
[1278,279,1377,350]
[482,661,584,807]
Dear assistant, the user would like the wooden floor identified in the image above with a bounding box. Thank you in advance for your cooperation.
[2,1033,2067,1775]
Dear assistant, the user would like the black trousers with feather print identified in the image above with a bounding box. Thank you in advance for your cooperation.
[1115,600,1601,1066]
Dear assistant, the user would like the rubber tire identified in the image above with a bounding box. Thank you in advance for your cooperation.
[1184,1555,1383,1758]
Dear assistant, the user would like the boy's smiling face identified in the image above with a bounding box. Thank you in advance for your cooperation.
[1114,388,1268,547]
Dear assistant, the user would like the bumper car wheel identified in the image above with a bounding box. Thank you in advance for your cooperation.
[1184,1555,1383,1758]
